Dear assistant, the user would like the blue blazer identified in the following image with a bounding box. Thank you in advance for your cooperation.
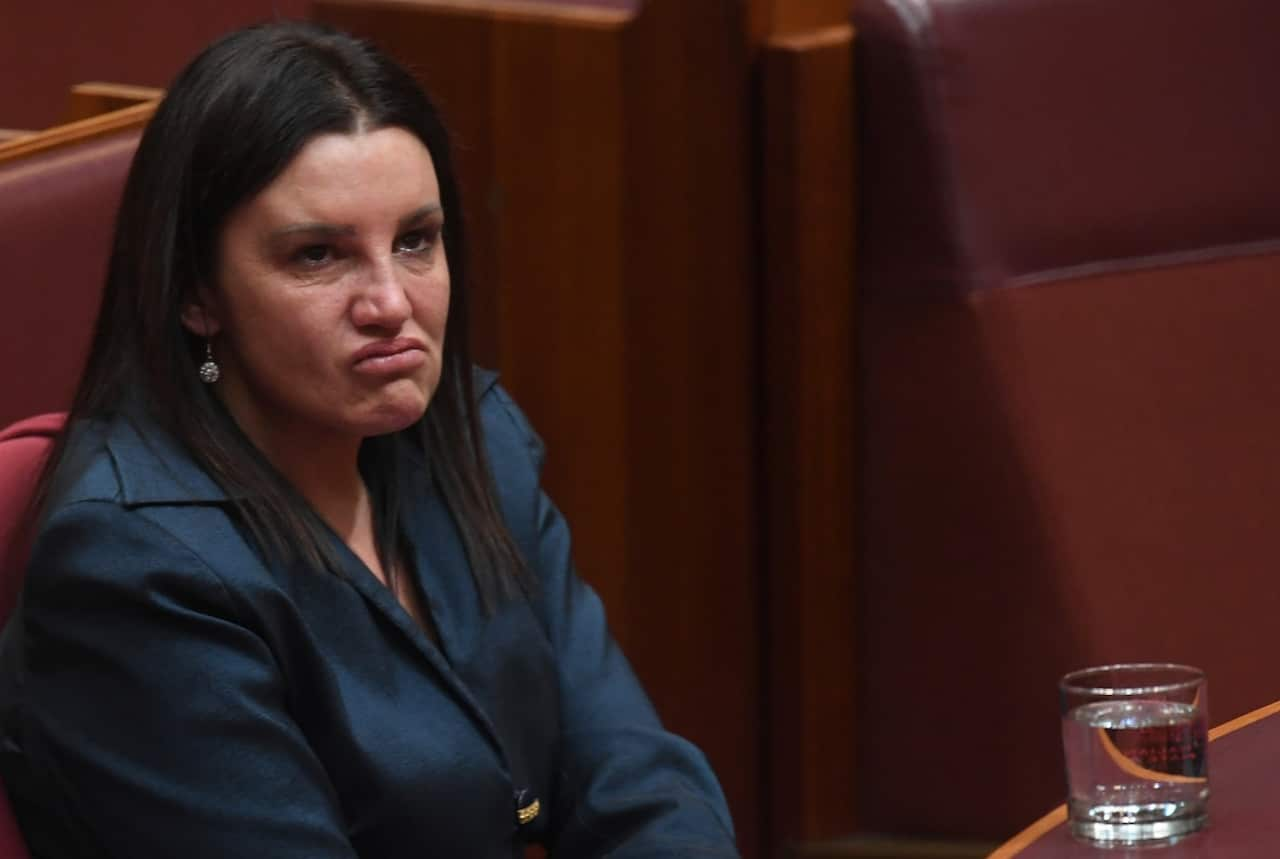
[0,378,737,858]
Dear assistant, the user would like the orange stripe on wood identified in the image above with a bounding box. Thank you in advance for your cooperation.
[0,100,156,162]
[1208,698,1280,741]
[986,805,1067,858]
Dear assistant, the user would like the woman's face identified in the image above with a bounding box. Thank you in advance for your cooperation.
[189,126,450,449]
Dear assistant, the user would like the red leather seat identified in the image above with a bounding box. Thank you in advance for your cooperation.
[0,88,143,859]
[0,130,139,429]
[853,0,1280,842]
[0,789,27,859]
[0,413,62,616]
[0,412,62,859]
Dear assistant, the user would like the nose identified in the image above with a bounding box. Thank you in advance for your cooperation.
[351,257,412,330]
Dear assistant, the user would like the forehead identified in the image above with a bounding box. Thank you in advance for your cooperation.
[244,126,440,224]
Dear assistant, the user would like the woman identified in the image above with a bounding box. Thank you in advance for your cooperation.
[0,22,737,858]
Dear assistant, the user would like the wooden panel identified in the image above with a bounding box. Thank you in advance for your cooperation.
[312,1,762,855]
[491,14,628,629]
[749,0,850,44]
[614,5,757,852]
[758,24,858,848]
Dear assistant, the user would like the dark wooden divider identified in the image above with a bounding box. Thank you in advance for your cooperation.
[757,23,858,852]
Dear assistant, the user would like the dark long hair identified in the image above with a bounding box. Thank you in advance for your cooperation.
[34,21,527,607]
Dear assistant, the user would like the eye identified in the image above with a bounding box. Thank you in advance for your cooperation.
[394,228,439,256]
[292,244,334,266]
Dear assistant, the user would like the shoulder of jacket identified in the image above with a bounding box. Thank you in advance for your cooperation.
[46,420,124,507]
[477,381,546,481]
[49,412,230,510]
[32,498,228,595]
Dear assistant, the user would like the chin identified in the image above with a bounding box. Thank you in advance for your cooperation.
[357,391,431,437]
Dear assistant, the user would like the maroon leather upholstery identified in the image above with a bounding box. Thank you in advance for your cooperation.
[854,0,1280,841]
[0,130,139,429]
[0,413,61,618]
[0,413,61,859]
[0,789,27,859]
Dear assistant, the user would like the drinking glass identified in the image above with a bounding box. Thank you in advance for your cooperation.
[1059,663,1209,845]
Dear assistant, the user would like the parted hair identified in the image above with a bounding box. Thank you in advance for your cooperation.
[35,21,528,606]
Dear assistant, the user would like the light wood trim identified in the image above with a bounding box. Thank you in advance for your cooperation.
[71,82,163,101]
[66,82,165,122]
[987,806,1068,858]
[749,0,848,45]
[322,0,631,27]
[768,23,855,52]
[1208,698,1280,741]
[0,130,33,143]
[0,100,156,163]
[990,697,1280,856]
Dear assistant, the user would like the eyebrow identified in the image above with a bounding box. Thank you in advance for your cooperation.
[398,203,445,230]
[266,203,444,242]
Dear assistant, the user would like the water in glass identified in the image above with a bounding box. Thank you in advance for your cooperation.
[1062,698,1208,843]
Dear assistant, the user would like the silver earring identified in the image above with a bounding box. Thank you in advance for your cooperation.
[198,341,221,384]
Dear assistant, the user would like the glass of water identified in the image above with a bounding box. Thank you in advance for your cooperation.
[1059,663,1209,845]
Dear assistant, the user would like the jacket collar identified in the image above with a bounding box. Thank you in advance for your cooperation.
[104,412,231,506]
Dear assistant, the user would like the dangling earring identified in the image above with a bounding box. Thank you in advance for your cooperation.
[198,341,221,384]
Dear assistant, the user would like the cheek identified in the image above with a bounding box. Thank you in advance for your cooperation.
[227,295,343,375]
[421,272,451,334]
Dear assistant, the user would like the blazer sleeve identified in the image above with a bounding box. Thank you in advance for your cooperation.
[0,500,359,859]
[484,386,739,859]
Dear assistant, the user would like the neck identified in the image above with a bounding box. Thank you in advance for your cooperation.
[225,405,370,544]
[258,425,387,576]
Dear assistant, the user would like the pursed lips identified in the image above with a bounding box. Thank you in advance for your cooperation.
[351,337,428,374]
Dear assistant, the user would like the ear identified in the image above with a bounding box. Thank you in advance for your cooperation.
[179,291,223,338]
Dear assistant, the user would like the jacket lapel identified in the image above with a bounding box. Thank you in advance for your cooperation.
[304,498,509,772]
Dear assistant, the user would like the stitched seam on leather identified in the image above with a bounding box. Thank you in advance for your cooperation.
[1007,235,1280,288]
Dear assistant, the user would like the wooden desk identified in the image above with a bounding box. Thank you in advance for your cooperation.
[993,701,1280,856]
